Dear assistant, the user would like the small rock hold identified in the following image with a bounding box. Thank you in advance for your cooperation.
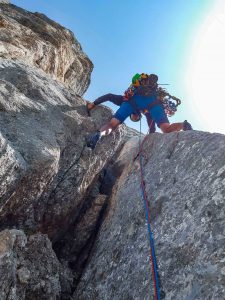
[17,267,31,284]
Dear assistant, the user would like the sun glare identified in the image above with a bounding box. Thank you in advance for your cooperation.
[186,0,225,134]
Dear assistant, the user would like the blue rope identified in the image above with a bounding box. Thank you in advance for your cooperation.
[139,119,161,300]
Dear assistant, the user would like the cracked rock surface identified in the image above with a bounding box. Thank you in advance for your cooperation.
[1,2,225,300]
[0,58,126,241]
[0,229,61,300]
[75,131,225,300]
[0,3,136,298]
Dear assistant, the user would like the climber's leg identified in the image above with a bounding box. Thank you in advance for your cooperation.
[100,118,121,136]
[144,112,156,133]
[147,100,170,131]
[87,102,134,149]
[86,94,124,112]
[160,122,183,133]
[160,120,193,133]
[99,100,134,136]
[95,94,124,106]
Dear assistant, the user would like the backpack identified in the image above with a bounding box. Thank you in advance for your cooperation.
[124,73,158,99]
[123,73,181,117]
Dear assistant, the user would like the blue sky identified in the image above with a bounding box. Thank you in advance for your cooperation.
[11,0,215,133]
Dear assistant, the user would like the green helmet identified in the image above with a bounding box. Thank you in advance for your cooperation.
[132,73,141,84]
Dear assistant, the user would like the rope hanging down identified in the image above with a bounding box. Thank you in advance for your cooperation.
[138,119,161,300]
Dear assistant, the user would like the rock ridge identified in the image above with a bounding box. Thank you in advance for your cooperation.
[0,3,93,95]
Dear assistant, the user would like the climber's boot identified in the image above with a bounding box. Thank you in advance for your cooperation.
[183,120,193,131]
[87,131,101,149]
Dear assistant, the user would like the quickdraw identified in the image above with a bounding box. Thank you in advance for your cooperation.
[157,87,181,117]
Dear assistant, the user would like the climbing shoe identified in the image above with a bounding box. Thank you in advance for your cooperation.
[183,120,193,131]
[87,131,101,149]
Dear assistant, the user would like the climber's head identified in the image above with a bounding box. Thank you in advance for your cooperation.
[132,73,141,87]
[132,73,158,87]
[148,74,158,85]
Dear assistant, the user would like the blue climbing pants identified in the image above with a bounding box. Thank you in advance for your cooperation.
[113,94,169,128]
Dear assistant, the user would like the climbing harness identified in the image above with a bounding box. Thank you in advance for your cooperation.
[138,119,161,300]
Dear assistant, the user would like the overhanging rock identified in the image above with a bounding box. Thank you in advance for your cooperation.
[0,2,92,95]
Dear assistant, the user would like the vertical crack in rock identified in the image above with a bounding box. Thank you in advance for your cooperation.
[74,132,225,300]
[53,145,127,299]
[2,2,225,299]
[46,144,86,199]
[0,2,141,299]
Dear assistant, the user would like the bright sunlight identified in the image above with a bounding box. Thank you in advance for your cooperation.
[186,0,225,134]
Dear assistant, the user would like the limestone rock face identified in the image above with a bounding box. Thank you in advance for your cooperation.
[0,0,10,4]
[2,2,225,300]
[0,3,93,95]
[75,131,225,300]
[0,58,126,241]
[0,3,134,298]
[0,56,130,298]
[0,229,61,300]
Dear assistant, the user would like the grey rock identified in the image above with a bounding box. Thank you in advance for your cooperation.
[0,4,133,297]
[0,0,9,3]
[0,2,141,299]
[17,267,31,284]
[3,2,225,299]
[0,3,92,95]
[54,138,140,298]
[0,59,126,241]
[0,229,61,300]
[75,131,225,300]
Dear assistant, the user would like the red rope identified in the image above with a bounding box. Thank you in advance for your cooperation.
[138,120,161,300]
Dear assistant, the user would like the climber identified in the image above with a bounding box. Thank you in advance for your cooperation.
[87,73,192,149]
[86,93,156,132]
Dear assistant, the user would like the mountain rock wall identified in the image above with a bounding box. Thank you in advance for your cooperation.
[0,3,135,299]
[75,131,225,300]
[0,58,127,241]
[1,2,225,300]
[0,229,61,300]
[0,3,92,95]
